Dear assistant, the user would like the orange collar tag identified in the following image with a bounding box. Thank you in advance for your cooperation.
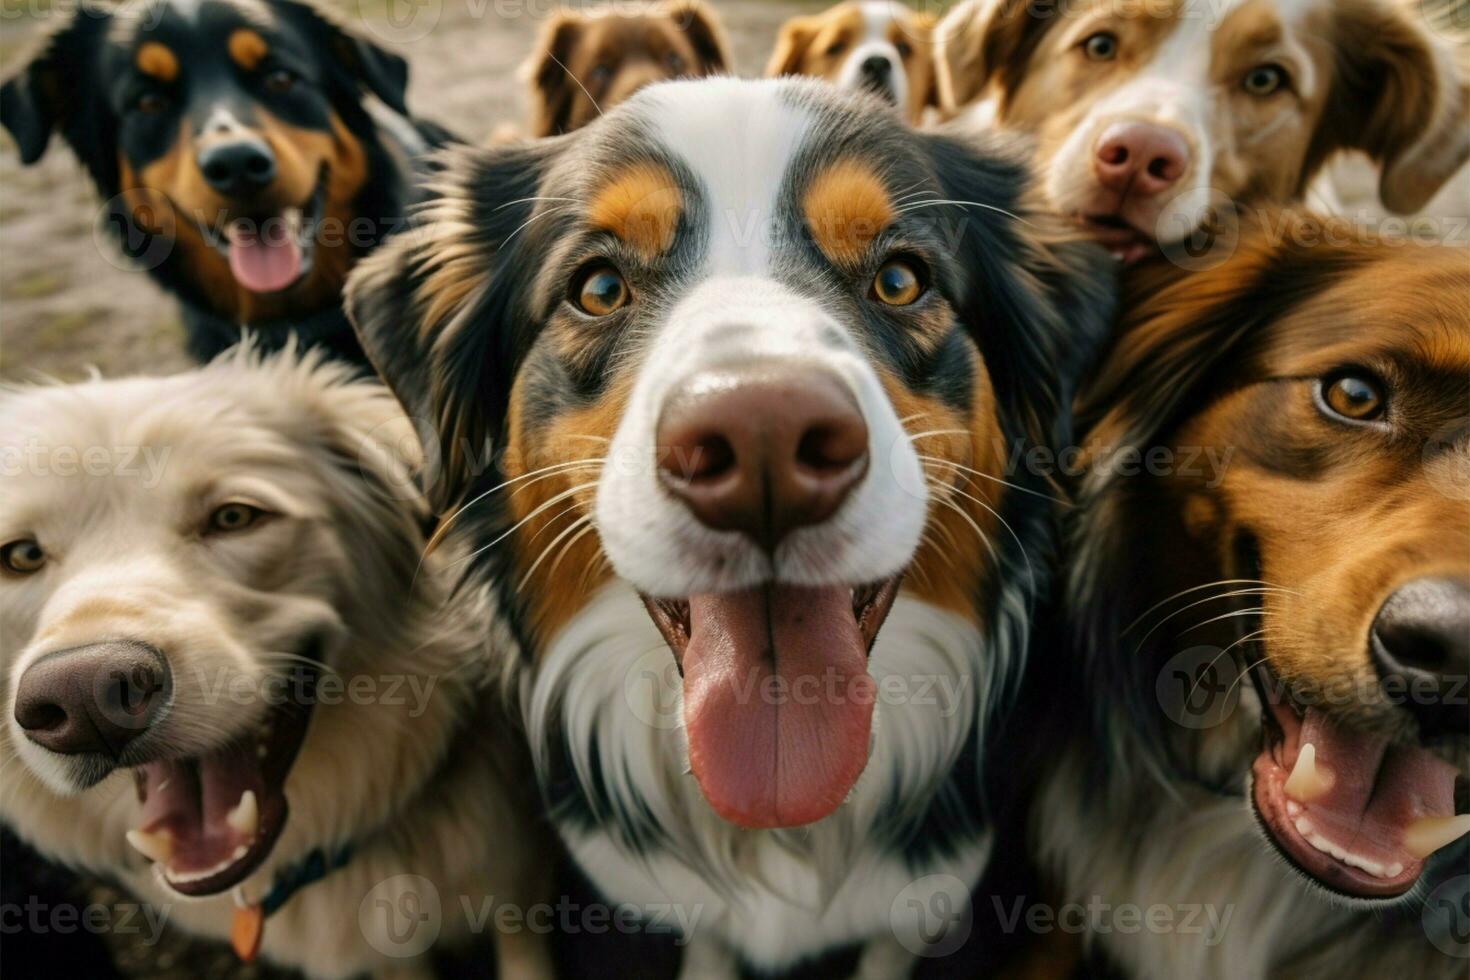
[231,903,264,962]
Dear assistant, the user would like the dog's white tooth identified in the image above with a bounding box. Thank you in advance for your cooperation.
[1283,743,1332,802]
[226,789,258,838]
[1385,863,1403,878]
[126,829,173,864]
[1404,814,1470,859]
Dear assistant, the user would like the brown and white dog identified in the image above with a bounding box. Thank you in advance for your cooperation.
[1039,213,1470,977]
[0,349,553,980]
[348,77,1114,977]
[934,0,1470,262]
[767,1,940,124]
[522,0,730,137]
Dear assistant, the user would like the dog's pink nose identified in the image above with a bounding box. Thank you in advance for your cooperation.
[656,367,868,550]
[1094,122,1190,196]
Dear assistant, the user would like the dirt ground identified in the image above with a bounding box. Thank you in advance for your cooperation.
[0,0,825,381]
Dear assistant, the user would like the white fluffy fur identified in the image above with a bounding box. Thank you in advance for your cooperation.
[0,348,551,980]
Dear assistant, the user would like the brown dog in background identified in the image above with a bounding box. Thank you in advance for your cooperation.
[522,0,730,137]
[767,2,940,124]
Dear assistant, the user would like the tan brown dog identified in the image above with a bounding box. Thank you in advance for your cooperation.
[767,1,940,124]
[935,0,1469,262]
[522,0,730,137]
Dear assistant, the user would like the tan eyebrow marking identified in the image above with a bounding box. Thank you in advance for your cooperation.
[586,161,683,260]
[227,29,270,71]
[135,42,179,83]
[803,158,895,265]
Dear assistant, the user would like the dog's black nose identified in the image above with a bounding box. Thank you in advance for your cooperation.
[14,641,170,757]
[197,138,277,197]
[860,55,892,80]
[1371,577,1470,738]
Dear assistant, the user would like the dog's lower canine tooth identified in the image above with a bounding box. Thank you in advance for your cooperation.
[226,790,258,837]
[1283,743,1332,802]
[126,828,173,864]
[1404,814,1470,859]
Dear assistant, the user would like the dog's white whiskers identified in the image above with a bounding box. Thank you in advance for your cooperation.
[425,457,605,557]
[897,198,1032,225]
[451,481,601,571]
[918,454,1068,505]
[518,515,597,592]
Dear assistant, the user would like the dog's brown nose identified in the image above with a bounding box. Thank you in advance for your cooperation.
[656,367,868,549]
[1094,122,1190,197]
[1371,577,1470,738]
[14,641,169,757]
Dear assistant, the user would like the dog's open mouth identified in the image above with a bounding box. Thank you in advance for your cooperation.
[641,576,902,829]
[207,175,325,295]
[1249,664,1469,899]
[1080,213,1157,265]
[125,672,316,897]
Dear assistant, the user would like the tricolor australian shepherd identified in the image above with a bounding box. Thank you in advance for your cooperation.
[1040,213,1469,977]
[934,0,1469,262]
[0,0,451,364]
[0,349,552,979]
[347,77,1114,976]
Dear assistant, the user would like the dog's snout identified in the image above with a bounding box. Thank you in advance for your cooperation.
[1371,577,1470,738]
[14,641,170,757]
[656,367,869,550]
[197,138,277,197]
[860,55,892,80]
[1093,122,1190,197]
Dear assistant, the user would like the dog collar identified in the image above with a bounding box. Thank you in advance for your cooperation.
[230,843,354,962]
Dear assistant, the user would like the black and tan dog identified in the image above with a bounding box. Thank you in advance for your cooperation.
[348,76,1114,977]
[1036,213,1470,977]
[1,0,452,363]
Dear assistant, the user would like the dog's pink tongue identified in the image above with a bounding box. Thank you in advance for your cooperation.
[1295,708,1457,854]
[227,221,302,293]
[681,585,875,829]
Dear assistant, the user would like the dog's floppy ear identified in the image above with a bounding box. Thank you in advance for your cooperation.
[913,13,943,111]
[522,10,585,137]
[345,140,562,510]
[1315,0,1469,213]
[664,0,731,74]
[922,128,1117,454]
[1,3,109,166]
[935,0,1057,114]
[279,0,411,116]
[765,15,816,77]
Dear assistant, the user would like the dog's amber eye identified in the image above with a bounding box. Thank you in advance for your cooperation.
[1319,373,1386,423]
[895,40,913,58]
[0,539,46,575]
[208,503,265,533]
[872,259,924,306]
[574,266,630,316]
[1242,64,1285,96]
[1082,32,1118,61]
[264,68,296,95]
